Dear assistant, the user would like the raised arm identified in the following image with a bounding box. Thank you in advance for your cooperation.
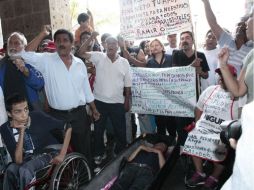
[78,31,99,59]
[218,47,247,97]
[202,0,224,40]
[25,25,51,52]
[87,9,95,31]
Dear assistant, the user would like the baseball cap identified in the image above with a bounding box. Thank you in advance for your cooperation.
[43,41,56,51]
[215,64,237,76]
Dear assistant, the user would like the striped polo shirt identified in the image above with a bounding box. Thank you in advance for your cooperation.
[218,31,253,76]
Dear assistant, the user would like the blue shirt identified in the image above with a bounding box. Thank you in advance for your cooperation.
[0,56,44,103]
[147,54,172,68]
[0,111,64,161]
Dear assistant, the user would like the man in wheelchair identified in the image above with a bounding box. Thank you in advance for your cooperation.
[0,93,72,190]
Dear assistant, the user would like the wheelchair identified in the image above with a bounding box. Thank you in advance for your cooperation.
[0,144,92,190]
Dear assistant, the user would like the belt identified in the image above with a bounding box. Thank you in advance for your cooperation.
[128,162,151,170]
[50,105,85,114]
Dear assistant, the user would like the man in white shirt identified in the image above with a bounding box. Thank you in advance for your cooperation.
[200,30,220,92]
[165,34,178,55]
[18,28,100,167]
[79,35,132,163]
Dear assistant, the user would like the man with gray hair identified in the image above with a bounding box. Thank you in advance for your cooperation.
[79,33,132,167]
[0,32,44,110]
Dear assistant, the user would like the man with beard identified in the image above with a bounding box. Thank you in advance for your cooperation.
[172,31,210,146]
[202,0,253,76]
[16,27,100,168]
[0,32,44,111]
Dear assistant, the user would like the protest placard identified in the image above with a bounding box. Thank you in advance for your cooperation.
[119,0,192,39]
[183,132,227,162]
[131,66,196,117]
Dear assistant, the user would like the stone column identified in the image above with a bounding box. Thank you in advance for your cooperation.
[0,0,71,42]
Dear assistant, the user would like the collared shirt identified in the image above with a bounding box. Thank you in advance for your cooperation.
[218,31,253,76]
[147,54,172,68]
[89,52,132,104]
[19,52,94,110]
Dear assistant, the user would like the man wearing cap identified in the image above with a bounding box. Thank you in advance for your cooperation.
[0,32,44,111]
[184,64,239,189]
[165,34,178,55]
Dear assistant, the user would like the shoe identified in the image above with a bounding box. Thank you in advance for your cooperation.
[202,176,218,190]
[94,153,107,165]
[186,172,206,187]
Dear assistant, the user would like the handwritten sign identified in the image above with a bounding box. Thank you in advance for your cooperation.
[183,128,227,162]
[182,86,237,161]
[131,66,196,117]
[119,0,192,39]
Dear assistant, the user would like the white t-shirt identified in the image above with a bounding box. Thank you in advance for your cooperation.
[183,85,239,161]
[89,52,132,104]
[165,46,177,55]
[221,101,254,190]
[19,52,94,110]
[200,48,219,92]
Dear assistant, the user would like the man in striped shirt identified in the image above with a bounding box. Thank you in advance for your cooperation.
[202,0,253,76]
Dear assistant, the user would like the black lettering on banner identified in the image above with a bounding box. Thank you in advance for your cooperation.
[204,115,225,125]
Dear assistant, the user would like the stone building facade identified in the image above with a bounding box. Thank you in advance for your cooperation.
[0,0,71,44]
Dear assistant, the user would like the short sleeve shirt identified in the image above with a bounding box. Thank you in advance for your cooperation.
[90,52,132,103]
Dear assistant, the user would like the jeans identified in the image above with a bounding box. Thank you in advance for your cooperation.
[3,152,56,190]
[110,163,154,190]
[94,100,127,156]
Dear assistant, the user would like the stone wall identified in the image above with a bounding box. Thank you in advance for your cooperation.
[0,0,71,43]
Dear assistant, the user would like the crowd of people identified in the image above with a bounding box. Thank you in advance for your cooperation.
[0,0,253,189]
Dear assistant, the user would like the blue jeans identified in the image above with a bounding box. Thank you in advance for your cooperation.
[3,152,56,190]
[94,100,127,156]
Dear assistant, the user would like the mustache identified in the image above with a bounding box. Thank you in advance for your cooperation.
[8,48,17,52]
[58,45,65,49]
[182,42,189,46]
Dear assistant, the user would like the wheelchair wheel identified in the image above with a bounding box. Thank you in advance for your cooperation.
[49,152,91,190]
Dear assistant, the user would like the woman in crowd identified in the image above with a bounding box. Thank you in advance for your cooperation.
[146,39,176,137]
[184,65,239,190]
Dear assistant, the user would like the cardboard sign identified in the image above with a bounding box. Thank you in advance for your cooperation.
[183,119,227,162]
[131,66,196,117]
[119,0,192,39]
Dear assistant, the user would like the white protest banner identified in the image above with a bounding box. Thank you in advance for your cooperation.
[119,0,192,40]
[131,66,196,117]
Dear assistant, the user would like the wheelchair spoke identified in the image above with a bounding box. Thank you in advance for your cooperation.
[50,153,91,190]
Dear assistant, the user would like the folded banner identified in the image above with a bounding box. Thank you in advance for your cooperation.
[119,0,192,40]
[131,66,196,117]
